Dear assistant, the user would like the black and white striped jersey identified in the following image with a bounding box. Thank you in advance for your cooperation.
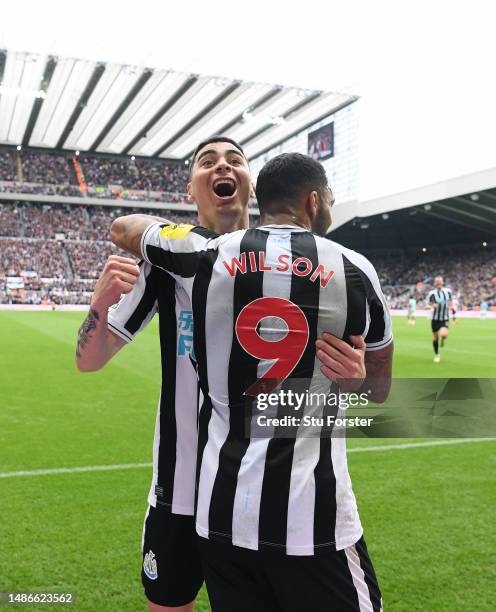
[141,223,393,555]
[107,262,198,516]
[428,287,452,320]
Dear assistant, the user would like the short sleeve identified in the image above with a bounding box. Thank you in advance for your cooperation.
[107,261,158,343]
[141,223,217,278]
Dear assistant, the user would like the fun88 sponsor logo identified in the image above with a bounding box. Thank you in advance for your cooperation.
[177,309,195,359]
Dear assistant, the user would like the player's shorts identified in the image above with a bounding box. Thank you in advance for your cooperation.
[141,505,203,607]
[199,536,382,612]
[431,319,449,332]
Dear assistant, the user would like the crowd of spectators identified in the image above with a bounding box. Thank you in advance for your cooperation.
[0,199,494,308]
[0,146,190,203]
[367,246,496,309]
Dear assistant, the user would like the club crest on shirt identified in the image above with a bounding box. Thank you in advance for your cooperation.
[143,550,158,580]
[160,224,194,239]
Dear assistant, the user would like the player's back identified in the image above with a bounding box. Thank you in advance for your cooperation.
[141,221,392,553]
[201,224,391,408]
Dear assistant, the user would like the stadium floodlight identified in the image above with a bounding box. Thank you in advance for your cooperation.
[382,213,389,220]
[101,70,190,153]
[16,145,21,151]
[131,155,135,161]
[0,51,45,143]
[134,77,232,157]
[226,89,304,144]
[30,58,96,148]
[482,241,488,247]
[424,204,432,211]
[242,92,351,159]
[422,247,427,252]
[65,64,141,151]
[164,83,274,158]
[470,194,480,201]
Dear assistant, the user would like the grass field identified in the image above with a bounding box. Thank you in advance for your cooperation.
[0,312,495,611]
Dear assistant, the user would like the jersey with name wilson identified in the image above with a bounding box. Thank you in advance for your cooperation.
[140,222,393,555]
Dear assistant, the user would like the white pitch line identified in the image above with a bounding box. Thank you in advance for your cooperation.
[0,462,152,479]
[0,438,495,479]
[348,437,496,453]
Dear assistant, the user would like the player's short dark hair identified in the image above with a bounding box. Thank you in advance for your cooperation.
[255,153,329,212]
[189,136,246,176]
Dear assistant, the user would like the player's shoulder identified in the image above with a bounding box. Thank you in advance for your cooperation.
[322,237,377,272]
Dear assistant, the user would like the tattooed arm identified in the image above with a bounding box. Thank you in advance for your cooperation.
[76,255,140,371]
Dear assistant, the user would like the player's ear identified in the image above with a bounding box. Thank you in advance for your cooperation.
[249,182,256,199]
[305,190,319,220]
[187,181,194,202]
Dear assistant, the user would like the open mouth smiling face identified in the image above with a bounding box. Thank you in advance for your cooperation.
[212,177,237,202]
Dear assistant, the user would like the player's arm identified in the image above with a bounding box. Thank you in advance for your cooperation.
[75,255,140,371]
[111,216,217,277]
[110,214,166,259]
[316,334,393,403]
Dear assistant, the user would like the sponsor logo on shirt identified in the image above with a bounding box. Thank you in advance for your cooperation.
[177,309,195,359]
[160,224,194,239]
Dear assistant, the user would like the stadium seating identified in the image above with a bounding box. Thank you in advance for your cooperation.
[0,146,190,204]
[0,197,494,308]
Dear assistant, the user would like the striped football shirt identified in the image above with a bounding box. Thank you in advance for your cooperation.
[428,287,452,321]
[108,262,199,515]
[140,223,393,555]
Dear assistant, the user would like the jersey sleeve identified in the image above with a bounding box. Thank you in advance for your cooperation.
[429,291,437,304]
[361,261,393,352]
[141,222,218,279]
[107,261,157,343]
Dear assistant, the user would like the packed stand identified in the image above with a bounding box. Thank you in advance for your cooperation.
[1,199,494,308]
[0,202,22,237]
[367,246,496,309]
[0,148,17,182]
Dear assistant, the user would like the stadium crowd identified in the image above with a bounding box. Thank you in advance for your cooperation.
[0,146,190,204]
[0,200,494,309]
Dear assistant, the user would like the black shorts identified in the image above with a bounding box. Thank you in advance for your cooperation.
[199,536,382,612]
[141,505,203,607]
[431,319,449,332]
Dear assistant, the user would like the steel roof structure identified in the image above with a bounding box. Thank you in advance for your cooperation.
[0,49,356,161]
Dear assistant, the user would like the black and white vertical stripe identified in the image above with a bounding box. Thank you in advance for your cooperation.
[428,287,452,320]
[142,224,393,554]
[107,262,199,515]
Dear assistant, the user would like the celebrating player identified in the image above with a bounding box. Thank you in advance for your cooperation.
[427,275,452,363]
[111,152,394,612]
[76,139,355,612]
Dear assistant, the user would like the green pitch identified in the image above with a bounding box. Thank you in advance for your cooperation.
[0,312,494,611]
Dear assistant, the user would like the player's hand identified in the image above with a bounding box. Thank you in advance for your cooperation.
[90,255,140,312]
[315,333,366,392]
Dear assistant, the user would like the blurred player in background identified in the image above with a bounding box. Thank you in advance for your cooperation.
[480,300,489,320]
[427,275,452,363]
[407,296,416,326]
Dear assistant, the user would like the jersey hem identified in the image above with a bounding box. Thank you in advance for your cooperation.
[196,524,364,555]
[147,494,194,516]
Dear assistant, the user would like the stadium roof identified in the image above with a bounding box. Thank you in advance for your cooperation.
[0,49,356,161]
